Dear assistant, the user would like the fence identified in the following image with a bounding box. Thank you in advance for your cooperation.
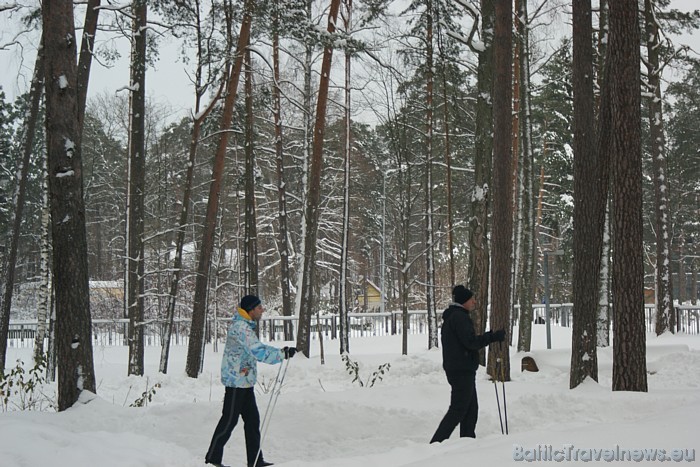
[6,304,700,349]
[516,303,700,335]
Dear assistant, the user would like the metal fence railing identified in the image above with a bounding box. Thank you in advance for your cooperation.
[6,304,699,349]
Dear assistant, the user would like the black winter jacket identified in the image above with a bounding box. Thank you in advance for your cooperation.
[440,303,493,373]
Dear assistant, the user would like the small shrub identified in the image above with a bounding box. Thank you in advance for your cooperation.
[0,353,54,411]
[256,374,284,394]
[129,378,161,407]
[341,353,391,388]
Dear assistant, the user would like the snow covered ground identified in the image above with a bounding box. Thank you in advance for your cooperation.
[1,325,699,467]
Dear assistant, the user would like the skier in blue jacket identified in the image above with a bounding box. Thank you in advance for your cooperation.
[205,295,296,467]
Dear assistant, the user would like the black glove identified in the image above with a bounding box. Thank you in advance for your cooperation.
[283,346,297,359]
[491,329,506,343]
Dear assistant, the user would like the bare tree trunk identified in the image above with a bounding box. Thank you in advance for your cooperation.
[293,0,314,349]
[598,199,611,346]
[76,0,101,129]
[487,0,513,381]
[571,0,600,388]
[425,0,438,350]
[296,0,342,357]
[159,33,224,374]
[339,0,353,354]
[186,1,252,378]
[244,48,258,295]
[690,259,698,306]
[468,0,494,367]
[34,161,52,363]
[644,0,675,336]
[42,0,97,409]
[436,18,454,286]
[0,40,44,371]
[272,3,294,341]
[516,0,535,353]
[126,0,147,377]
[608,0,647,392]
[677,233,686,306]
[596,0,611,347]
[400,160,413,356]
[511,0,521,323]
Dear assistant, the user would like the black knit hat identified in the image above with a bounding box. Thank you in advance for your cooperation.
[240,295,261,312]
[452,285,474,305]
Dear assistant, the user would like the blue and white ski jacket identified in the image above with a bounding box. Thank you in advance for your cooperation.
[220,308,284,388]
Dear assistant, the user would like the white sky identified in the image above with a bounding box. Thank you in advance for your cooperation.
[1,325,699,466]
[1,1,699,125]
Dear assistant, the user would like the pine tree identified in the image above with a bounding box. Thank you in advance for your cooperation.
[42,0,97,409]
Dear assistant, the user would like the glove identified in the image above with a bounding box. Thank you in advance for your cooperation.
[283,346,297,359]
[491,329,506,343]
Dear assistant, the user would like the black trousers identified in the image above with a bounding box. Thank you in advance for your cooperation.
[206,387,264,466]
[430,371,478,443]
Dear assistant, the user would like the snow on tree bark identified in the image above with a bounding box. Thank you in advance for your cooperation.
[126,0,147,377]
[644,0,675,336]
[42,0,97,409]
[468,0,494,367]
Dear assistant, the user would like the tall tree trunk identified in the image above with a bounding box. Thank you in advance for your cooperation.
[126,0,147,377]
[516,0,535,353]
[598,198,611,346]
[571,0,600,388]
[690,259,698,306]
[34,161,52,363]
[425,0,438,350]
[389,112,413,356]
[186,1,252,378]
[596,0,611,347]
[644,0,675,335]
[339,0,353,354]
[468,0,494,366]
[487,0,513,381]
[159,30,224,374]
[76,0,101,130]
[42,0,97,409]
[400,155,412,356]
[677,233,686,306]
[511,0,522,321]
[608,0,647,392]
[244,48,258,295]
[0,40,44,371]
[436,17,454,286]
[293,0,314,347]
[272,3,293,341]
[295,0,342,357]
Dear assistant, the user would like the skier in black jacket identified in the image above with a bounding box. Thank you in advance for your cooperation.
[430,285,506,443]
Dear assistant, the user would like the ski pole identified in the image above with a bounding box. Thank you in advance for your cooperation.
[493,357,504,435]
[500,341,509,435]
[254,357,291,467]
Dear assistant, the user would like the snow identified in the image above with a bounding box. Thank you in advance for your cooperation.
[56,169,75,178]
[65,138,75,157]
[2,326,699,467]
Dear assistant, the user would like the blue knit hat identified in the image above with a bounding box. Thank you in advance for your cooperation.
[240,295,261,312]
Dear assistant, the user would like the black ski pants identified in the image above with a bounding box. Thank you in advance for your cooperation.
[430,370,478,443]
[206,387,264,466]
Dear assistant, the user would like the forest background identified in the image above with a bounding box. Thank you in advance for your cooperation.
[0,0,699,410]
